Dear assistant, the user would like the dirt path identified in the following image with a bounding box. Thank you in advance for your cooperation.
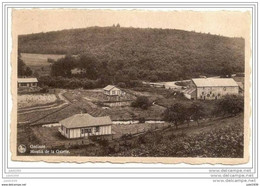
[18,90,70,114]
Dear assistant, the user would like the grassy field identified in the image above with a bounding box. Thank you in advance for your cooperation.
[21,53,65,76]
[18,93,57,108]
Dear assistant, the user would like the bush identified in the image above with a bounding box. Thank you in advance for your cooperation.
[47,58,55,63]
[217,95,244,116]
[117,82,126,88]
[138,117,146,123]
[40,86,49,93]
[131,96,152,110]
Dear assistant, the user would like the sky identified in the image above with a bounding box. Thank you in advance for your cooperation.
[13,9,251,38]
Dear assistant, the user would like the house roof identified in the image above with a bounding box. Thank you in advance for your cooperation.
[103,85,120,91]
[18,78,38,83]
[192,78,238,87]
[60,113,112,129]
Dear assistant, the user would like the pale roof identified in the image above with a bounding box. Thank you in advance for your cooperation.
[103,85,120,91]
[18,78,38,83]
[192,78,238,87]
[60,113,112,129]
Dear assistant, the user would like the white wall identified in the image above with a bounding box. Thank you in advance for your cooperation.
[196,86,239,100]
[66,125,112,139]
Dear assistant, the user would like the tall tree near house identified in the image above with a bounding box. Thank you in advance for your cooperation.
[163,103,187,129]
[18,52,32,77]
[189,103,205,126]
[78,53,99,80]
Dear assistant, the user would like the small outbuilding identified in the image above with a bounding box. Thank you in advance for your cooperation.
[59,113,112,139]
[17,78,38,88]
[103,85,124,96]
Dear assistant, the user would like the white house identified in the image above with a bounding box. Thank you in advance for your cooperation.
[190,78,239,100]
[103,85,124,96]
[59,113,112,139]
[18,78,38,88]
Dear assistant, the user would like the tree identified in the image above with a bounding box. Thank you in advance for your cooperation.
[163,103,187,129]
[18,53,32,77]
[220,63,233,78]
[217,95,244,116]
[51,55,76,77]
[131,96,151,110]
[78,53,99,80]
[189,103,205,126]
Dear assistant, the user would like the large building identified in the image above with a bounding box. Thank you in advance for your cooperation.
[185,78,239,100]
[17,78,38,88]
[59,113,112,139]
[103,85,124,96]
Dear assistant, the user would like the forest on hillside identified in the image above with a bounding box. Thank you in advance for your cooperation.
[18,26,245,82]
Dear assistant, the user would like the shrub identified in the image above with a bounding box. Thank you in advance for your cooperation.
[138,117,146,123]
[131,96,152,110]
[117,82,126,88]
[217,95,244,116]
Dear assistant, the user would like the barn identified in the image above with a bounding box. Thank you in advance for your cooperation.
[103,85,124,96]
[189,78,239,100]
[17,78,38,88]
[59,113,112,139]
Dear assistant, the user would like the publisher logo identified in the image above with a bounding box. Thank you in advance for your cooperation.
[18,144,26,153]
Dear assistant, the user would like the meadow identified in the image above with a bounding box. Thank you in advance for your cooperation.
[18,93,57,108]
[20,53,65,76]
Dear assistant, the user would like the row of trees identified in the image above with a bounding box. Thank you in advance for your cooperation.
[19,26,244,82]
[50,53,237,85]
[163,95,244,129]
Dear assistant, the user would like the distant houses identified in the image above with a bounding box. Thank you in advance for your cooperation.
[17,78,38,88]
[103,85,125,96]
[185,78,239,100]
[59,113,112,139]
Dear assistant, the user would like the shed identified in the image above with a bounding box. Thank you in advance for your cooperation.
[103,85,124,96]
[18,78,38,88]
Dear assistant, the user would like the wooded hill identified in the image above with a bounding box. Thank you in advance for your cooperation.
[18,26,244,81]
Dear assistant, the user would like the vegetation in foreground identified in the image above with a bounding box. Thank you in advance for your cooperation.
[111,114,244,158]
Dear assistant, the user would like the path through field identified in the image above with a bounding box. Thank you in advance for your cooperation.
[18,90,70,114]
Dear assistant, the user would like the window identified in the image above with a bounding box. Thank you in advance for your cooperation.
[210,91,212,94]
[66,128,69,134]
[81,128,92,134]
[207,94,210,97]
[84,128,92,133]
[202,92,204,95]
[96,126,100,132]
[218,93,221,96]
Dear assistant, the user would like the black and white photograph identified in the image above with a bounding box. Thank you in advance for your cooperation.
[12,9,249,163]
